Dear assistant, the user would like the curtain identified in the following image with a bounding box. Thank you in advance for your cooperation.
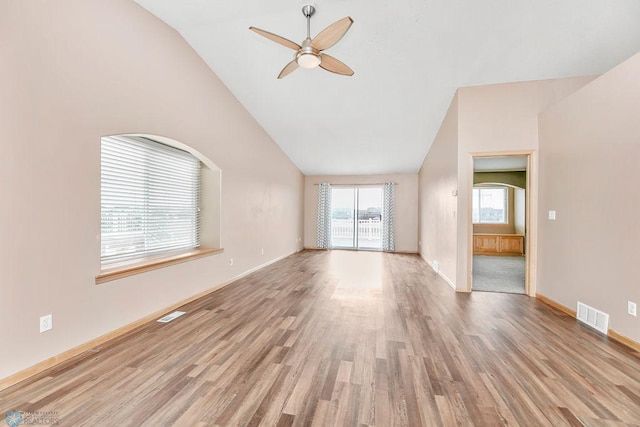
[316,183,332,249]
[382,182,395,251]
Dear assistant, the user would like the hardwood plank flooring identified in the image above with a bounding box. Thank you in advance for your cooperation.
[1,250,640,426]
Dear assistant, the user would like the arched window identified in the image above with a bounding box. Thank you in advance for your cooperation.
[99,134,221,274]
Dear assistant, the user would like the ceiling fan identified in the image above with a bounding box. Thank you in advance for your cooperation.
[249,5,354,79]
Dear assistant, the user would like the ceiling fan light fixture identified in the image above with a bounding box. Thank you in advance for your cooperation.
[249,4,354,78]
[297,52,321,68]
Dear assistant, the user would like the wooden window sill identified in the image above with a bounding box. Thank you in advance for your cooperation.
[96,247,223,285]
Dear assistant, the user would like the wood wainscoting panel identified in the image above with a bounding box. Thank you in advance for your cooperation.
[499,234,524,254]
[474,233,524,255]
[473,234,500,253]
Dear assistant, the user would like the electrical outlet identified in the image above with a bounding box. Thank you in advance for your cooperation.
[628,301,637,317]
[40,314,52,333]
[261,248,264,255]
[229,258,234,266]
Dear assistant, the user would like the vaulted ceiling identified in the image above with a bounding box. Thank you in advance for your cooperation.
[134,0,640,175]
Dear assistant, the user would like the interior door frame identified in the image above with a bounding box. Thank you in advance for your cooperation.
[467,150,537,296]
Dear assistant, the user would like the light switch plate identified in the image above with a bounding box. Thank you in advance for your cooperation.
[548,210,556,220]
[629,301,637,317]
[40,314,52,333]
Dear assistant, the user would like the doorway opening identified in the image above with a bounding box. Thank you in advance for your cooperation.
[471,155,529,294]
[331,186,383,250]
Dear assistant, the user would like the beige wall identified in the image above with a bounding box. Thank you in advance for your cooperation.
[0,1,304,380]
[538,53,640,343]
[455,76,596,292]
[418,77,595,292]
[514,188,526,236]
[304,174,418,253]
[418,94,459,287]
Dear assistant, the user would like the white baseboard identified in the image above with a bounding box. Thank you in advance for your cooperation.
[230,252,292,281]
[439,271,456,290]
[420,253,456,290]
[0,250,297,392]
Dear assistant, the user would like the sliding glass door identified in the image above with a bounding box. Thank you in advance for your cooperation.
[331,186,383,250]
[357,187,383,249]
[331,188,356,248]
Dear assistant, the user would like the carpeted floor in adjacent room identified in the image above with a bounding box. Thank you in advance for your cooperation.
[472,255,525,294]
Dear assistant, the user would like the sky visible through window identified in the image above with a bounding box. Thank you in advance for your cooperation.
[473,187,507,224]
[331,187,382,219]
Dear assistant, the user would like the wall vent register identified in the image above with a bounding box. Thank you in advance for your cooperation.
[576,302,609,335]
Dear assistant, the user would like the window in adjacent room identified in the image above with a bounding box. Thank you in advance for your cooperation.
[100,135,201,267]
[472,187,507,224]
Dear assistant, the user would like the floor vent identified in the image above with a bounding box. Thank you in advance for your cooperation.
[157,311,186,323]
[576,302,609,334]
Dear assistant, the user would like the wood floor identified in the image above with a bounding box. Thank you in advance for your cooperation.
[1,250,639,426]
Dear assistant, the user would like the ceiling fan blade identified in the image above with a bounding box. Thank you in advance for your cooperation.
[311,17,353,51]
[319,54,354,76]
[249,26,301,51]
[278,60,299,79]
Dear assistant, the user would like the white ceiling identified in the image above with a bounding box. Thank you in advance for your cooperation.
[134,0,640,176]
[474,156,527,172]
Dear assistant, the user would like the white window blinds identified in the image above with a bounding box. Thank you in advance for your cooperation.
[101,135,201,266]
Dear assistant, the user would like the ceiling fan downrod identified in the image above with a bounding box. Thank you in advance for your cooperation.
[302,5,316,39]
[249,3,354,78]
